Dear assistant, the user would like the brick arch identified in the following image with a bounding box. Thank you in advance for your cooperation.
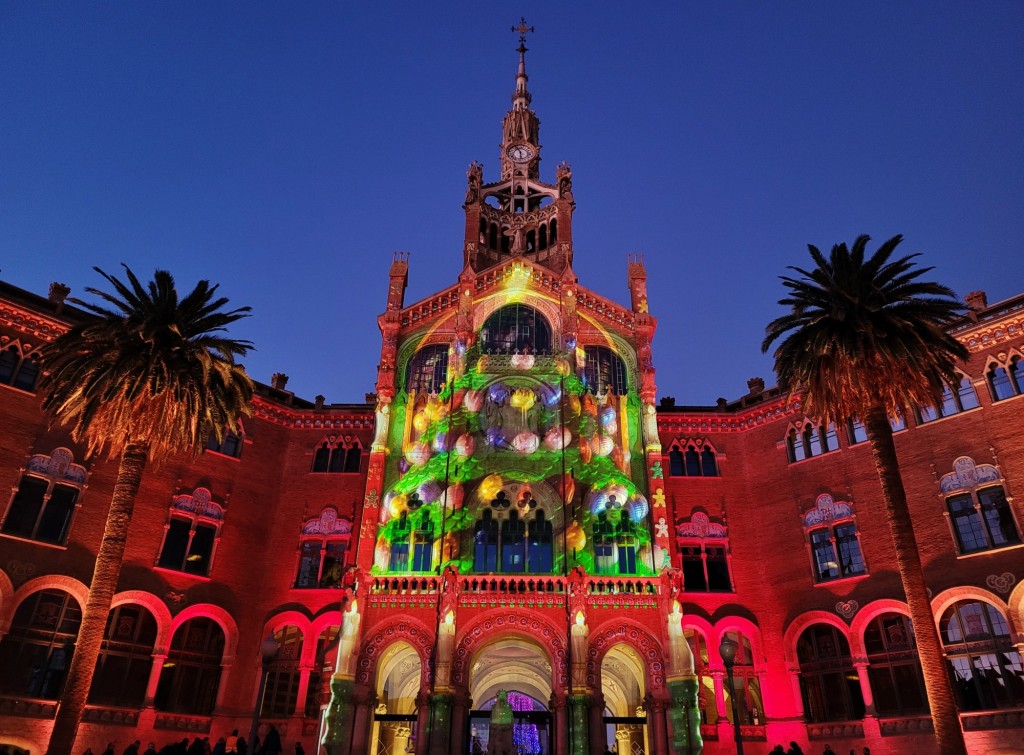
[111,590,174,653]
[0,568,15,632]
[1008,579,1024,637]
[356,615,434,687]
[170,603,239,662]
[849,598,910,655]
[10,574,89,617]
[711,615,763,666]
[586,618,666,692]
[453,608,567,689]
[931,585,1010,628]
[782,610,853,665]
[305,610,344,667]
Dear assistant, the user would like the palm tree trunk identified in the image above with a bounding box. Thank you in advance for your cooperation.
[864,407,966,755]
[47,440,149,755]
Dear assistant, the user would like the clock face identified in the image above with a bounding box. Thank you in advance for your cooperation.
[506,144,535,163]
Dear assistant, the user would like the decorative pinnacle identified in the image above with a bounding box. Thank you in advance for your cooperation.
[512,16,535,47]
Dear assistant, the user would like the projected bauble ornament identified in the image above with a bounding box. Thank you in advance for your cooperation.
[558,473,575,503]
[478,474,503,501]
[582,393,598,416]
[588,489,609,515]
[510,353,535,370]
[454,433,475,457]
[464,390,484,413]
[510,387,536,413]
[565,521,586,551]
[441,483,464,511]
[512,431,539,455]
[488,382,510,404]
[600,407,616,427]
[406,443,431,467]
[389,493,409,518]
[607,484,628,504]
[579,436,593,464]
[476,355,490,372]
[555,358,571,376]
[485,427,506,448]
[566,394,581,417]
[592,435,614,457]
[412,411,429,434]
[418,480,442,504]
[544,426,571,451]
[628,494,649,522]
[426,397,448,421]
[398,457,410,474]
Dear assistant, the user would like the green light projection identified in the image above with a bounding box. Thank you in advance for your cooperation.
[373,335,657,577]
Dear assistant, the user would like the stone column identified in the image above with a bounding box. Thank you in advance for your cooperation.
[426,692,454,755]
[213,656,234,715]
[350,688,376,755]
[567,693,590,755]
[415,691,430,755]
[588,692,605,754]
[711,669,728,721]
[449,690,471,755]
[294,663,313,717]
[143,653,167,707]
[853,660,876,716]
[551,693,568,755]
[785,664,805,719]
[644,696,669,755]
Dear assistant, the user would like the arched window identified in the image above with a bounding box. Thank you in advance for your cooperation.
[593,510,640,576]
[0,344,41,392]
[206,428,243,458]
[668,446,684,477]
[405,344,449,394]
[305,626,340,717]
[940,600,1024,711]
[474,497,551,574]
[1,448,87,545]
[262,625,303,718]
[480,304,552,354]
[411,514,435,572]
[988,356,1024,401]
[940,457,1020,554]
[802,494,866,582]
[684,629,713,724]
[549,218,558,243]
[154,617,225,714]
[0,589,81,699]
[919,375,981,422]
[157,488,224,577]
[311,438,363,474]
[390,512,411,571]
[721,631,762,725]
[676,512,732,592]
[786,421,838,462]
[582,346,628,395]
[88,603,158,707]
[864,613,927,715]
[538,224,548,250]
[797,624,865,722]
[847,413,906,444]
[296,509,352,589]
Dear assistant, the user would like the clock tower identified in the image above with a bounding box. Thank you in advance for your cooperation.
[462,18,576,275]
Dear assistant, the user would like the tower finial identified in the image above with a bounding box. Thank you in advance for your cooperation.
[510,17,534,110]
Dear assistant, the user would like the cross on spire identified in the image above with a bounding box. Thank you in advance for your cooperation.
[512,16,535,48]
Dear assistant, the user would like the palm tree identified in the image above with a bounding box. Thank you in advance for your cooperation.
[762,235,969,755]
[40,266,254,755]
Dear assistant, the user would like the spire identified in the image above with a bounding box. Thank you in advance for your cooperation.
[511,17,534,111]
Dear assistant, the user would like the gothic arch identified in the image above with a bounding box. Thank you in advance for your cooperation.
[473,292,561,346]
[586,618,666,692]
[264,610,313,638]
[170,603,240,663]
[782,610,853,665]
[306,610,344,667]
[111,590,173,653]
[453,608,567,689]
[355,615,434,687]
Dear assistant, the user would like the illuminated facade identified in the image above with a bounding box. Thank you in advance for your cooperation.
[2,29,1024,755]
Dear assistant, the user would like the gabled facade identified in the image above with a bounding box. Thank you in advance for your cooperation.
[1,27,1023,755]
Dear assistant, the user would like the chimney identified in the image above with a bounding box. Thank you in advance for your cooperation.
[48,282,71,312]
[659,396,676,408]
[716,397,729,410]
[747,377,765,396]
[965,291,988,312]
[270,373,289,391]
[365,392,379,404]
[314,395,325,410]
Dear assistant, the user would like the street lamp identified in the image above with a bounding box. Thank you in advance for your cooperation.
[718,636,744,755]
[249,634,280,751]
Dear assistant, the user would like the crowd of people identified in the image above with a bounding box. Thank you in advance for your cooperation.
[80,724,302,755]
[769,744,871,755]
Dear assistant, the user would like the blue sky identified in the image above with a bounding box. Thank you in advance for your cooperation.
[2,2,1022,405]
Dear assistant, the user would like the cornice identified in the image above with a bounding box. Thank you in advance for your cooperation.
[657,395,803,435]
[956,313,1024,354]
[251,396,374,430]
[0,301,70,343]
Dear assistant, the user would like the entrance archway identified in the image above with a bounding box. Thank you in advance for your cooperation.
[370,641,422,755]
[601,644,649,755]
[468,636,554,754]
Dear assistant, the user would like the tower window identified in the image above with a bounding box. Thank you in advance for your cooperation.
[480,304,552,354]
[582,346,628,395]
[405,344,449,394]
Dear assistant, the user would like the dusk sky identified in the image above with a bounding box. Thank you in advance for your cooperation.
[2,2,1022,406]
